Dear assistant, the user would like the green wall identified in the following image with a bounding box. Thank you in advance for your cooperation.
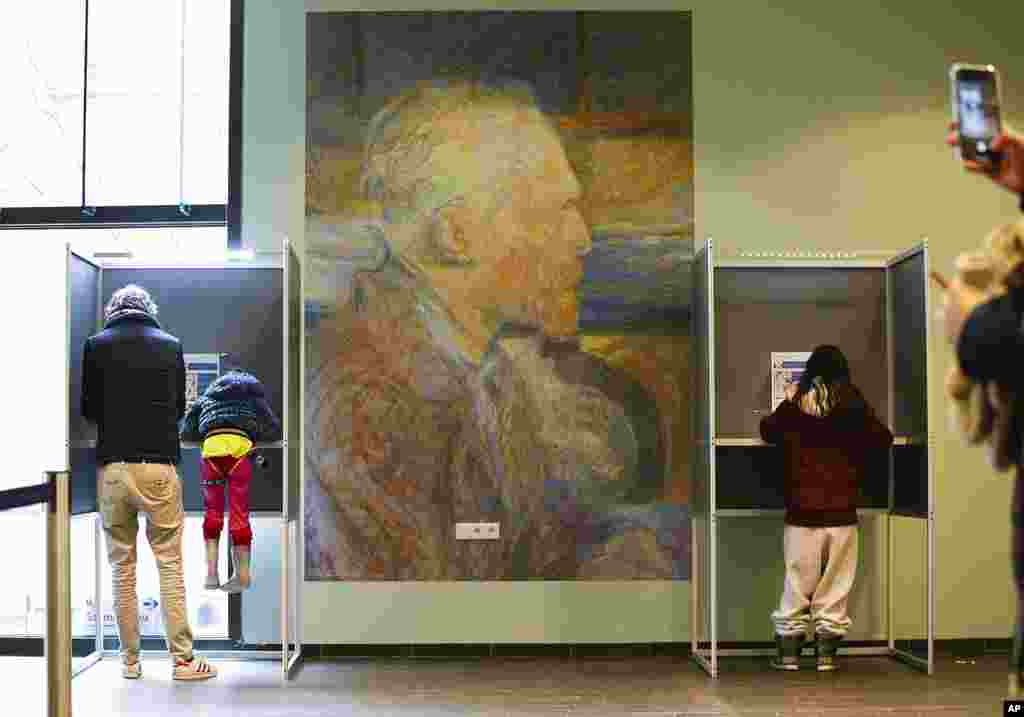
[244,0,1024,642]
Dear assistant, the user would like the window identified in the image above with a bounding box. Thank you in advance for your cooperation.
[0,1,86,207]
[85,0,229,206]
[0,1,231,220]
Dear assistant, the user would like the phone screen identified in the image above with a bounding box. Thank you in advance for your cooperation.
[956,68,1001,160]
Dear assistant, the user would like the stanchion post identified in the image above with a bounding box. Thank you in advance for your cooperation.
[46,470,72,717]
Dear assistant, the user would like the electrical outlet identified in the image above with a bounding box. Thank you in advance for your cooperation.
[454,522,500,540]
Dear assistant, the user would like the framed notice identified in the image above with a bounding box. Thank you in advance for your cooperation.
[184,353,221,411]
[771,352,812,411]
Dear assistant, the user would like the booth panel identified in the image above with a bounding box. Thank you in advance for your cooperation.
[891,514,928,661]
[70,513,98,650]
[691,246,710,518]
[69,253,99,447]
[286,246,302,522]
[100,516,231,640]
[714,446,890,510]
[690,245,712,657]
[889,251,928,438]
[102,267,285,512]
[69,447,99,517]
[892,445,928,518]
[889,250,929,521]
[714,267,888,438]
[715,515,887,642]
[100,268,285,423]
[240,516,282,644]
[69,253,101,516]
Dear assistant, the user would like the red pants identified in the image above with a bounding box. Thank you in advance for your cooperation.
[201,455,253,547]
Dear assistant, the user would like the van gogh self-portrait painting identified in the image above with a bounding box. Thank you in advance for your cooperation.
[304,11,693,580]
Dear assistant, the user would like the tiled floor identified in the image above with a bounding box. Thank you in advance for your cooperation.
[7,654,1016,716]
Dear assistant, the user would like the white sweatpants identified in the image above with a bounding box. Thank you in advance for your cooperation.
[771,524,858,638]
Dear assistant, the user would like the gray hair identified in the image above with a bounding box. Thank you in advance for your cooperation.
[105,284,159,322]
[361,79,544,225]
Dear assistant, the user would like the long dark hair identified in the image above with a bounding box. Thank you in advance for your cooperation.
[795,345,852,415]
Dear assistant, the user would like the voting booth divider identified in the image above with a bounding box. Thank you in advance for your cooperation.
[690,239,934,678]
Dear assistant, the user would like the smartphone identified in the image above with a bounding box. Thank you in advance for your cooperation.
[950,63,1003,166]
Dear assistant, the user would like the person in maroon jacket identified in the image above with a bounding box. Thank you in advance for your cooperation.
[759,345,893,672]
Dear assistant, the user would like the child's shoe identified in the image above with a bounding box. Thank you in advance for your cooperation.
[816,633,842,672]
[220,545,251,593]
[770,634,804,671]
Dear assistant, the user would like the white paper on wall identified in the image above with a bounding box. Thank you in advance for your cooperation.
[771,352,812,412]
[184,353,221,410]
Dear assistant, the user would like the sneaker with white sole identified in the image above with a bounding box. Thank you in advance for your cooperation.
[816,634,842,672]
[122,660,142,679]
[173,655,217,681]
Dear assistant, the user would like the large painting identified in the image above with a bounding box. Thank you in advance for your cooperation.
[304,11,693,580]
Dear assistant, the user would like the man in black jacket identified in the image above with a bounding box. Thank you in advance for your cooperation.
[82,284,216,681]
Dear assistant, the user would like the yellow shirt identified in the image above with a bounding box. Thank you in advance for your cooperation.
[201,432,253,459]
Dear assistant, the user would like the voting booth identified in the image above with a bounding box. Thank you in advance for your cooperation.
[690,239,933,678]
[66,239,302,678]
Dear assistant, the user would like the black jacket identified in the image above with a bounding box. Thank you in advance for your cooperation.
[180,370,281,443]
[81,315,185,465]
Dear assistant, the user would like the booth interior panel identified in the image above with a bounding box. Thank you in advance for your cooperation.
[714,446,890,511]
[100,268,285,422]
[889,253,928,440]
[714,268,888,437]
[68,253,99,447]
[69,446,98,517]
[286,246,302,522]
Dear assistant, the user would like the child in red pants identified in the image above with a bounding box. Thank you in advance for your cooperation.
[181,370,280,592]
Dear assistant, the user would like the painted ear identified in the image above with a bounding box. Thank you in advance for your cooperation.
[429,207,473,266]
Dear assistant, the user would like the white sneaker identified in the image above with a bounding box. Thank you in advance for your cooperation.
[204,575,221,590]
[122,660,142,679]
[172,655,217,681]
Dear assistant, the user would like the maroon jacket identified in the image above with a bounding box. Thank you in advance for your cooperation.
[759,386,893,527]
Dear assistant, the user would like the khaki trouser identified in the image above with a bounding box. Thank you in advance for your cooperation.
[98,462,193,662]
[771,524,858,638]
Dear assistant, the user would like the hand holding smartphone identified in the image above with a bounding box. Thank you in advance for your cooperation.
[950,63,1003,168]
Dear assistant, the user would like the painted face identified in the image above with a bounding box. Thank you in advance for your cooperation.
[451,111,591,337]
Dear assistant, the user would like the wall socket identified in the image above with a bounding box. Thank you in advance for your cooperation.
[454,522,500,540]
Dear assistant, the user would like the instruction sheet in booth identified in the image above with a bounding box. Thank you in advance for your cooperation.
[184,353,221,410]
[771,352,812,412]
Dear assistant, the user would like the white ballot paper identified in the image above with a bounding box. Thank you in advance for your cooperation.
[771,352,812,411]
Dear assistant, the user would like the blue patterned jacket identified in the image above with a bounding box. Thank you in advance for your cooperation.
[180,370,281,443]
